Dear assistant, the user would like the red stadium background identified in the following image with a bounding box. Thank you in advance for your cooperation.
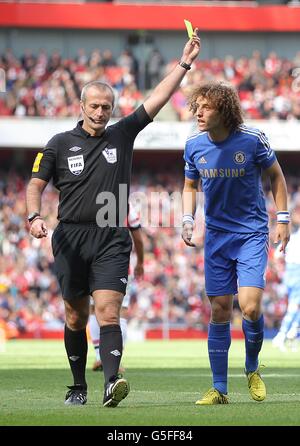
[0,1,299,341]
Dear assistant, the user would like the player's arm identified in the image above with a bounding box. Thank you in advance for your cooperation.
[265,160,290,252]
[143,30,200,119]
[26,177,49,238]
[26,142,56,239]
[130,227,144,279]
[182,177,199,247]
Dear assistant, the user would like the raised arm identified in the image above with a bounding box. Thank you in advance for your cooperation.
[143,30,201,119]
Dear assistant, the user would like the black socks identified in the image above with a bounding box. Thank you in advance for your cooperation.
[64,325,88,388]
[99,324,123,385]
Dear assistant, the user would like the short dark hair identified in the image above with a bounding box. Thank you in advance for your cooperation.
[188,81,244,131]
[80,81,115,108]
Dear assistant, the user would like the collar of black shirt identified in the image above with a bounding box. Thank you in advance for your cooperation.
[72,120,107,139]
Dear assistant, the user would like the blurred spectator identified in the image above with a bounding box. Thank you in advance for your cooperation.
[0,167,299,336]
[1,48,300,120]
[146,48,164,90]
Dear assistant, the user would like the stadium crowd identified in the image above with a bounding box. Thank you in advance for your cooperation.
[1,168,300,338]
[0,47,300,121]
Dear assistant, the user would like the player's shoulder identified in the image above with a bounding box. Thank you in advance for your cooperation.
[186,131,207,147]
[237,124,268,141]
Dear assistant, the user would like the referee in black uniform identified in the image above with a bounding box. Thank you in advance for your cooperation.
[26,31,200,408]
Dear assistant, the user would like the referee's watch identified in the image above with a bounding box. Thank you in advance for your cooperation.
[179,61,192,70]
[28,212,41,223]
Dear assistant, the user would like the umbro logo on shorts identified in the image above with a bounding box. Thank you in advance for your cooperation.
[110,350,121,357]
[120,278,127,284]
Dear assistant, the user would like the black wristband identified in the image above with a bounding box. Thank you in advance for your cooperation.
[28,212,41,223]
[179,61,192,71]
[29,216,43,226]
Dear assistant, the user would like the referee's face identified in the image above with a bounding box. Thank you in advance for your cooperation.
[81,86,114,136]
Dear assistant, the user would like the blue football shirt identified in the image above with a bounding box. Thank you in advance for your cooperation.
[184,124,276,233]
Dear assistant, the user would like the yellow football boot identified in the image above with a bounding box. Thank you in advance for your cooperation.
[195,388,229,405]
[246,366,266,401]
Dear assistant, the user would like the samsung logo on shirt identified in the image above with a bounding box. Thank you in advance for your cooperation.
[199,168,245,178]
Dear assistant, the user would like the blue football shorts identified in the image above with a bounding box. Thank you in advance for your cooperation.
[204,228,269,297]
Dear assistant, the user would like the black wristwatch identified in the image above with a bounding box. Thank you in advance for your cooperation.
[27,212,41,223]
[179,61,192,70]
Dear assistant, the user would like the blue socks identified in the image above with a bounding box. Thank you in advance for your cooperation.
[208,316,264,393]
[242,315,264,373]
[208,322,231,395]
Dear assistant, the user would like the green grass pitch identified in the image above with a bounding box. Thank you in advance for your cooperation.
[0,339,299,426]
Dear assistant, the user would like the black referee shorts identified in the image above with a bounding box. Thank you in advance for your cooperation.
[51,222,132,300]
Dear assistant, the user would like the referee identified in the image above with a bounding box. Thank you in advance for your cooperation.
[26,31,200,408]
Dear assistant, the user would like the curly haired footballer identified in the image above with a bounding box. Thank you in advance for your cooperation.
[188,81,244,131]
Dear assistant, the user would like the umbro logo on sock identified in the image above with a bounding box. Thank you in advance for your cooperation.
[110,350,121,356]
[69,356,80,361]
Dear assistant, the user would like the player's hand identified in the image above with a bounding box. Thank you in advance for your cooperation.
[30,218,48,239]
[181,28,201,64]
[182,222,196,247]
[274,223,290,253]
[134,263,144,280]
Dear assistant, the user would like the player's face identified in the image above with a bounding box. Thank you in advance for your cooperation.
[194,97,224,132]
[81,86,114,136]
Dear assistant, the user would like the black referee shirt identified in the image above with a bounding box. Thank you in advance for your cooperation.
[31,105,152,224]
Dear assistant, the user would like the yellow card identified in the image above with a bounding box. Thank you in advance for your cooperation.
[184,19,194,39]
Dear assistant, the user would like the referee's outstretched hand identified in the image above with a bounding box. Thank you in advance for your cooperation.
[30,218,48,239]
[181,27,201,63]
[182,222,196,247]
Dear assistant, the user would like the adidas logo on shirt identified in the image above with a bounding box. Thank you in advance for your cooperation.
[199,156,207,164]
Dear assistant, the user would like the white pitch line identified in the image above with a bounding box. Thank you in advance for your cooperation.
[134,390,300,398]
[138,372,300,378]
